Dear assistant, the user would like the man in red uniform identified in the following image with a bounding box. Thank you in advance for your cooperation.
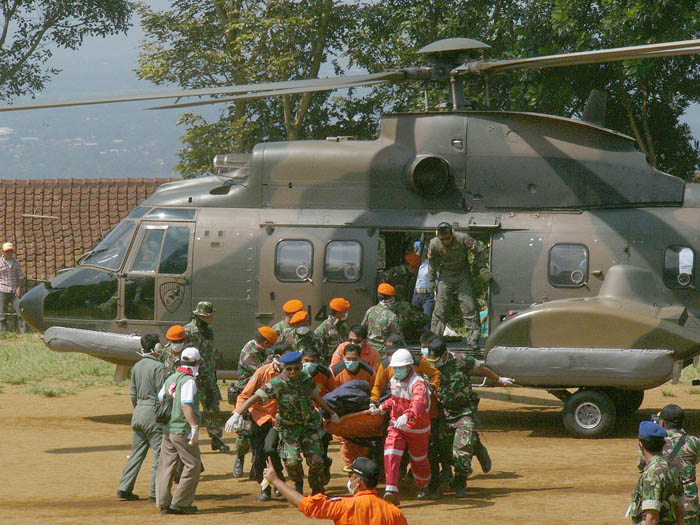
[370,348,431,504]
[263,456,407,525]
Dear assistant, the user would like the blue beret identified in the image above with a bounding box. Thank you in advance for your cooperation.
[639,420,667,439]
[280,351,302,364]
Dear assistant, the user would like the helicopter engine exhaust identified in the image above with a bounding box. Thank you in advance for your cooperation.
[407,155,451,196]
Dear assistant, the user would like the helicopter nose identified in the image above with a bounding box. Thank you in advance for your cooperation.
[19,284,46,332]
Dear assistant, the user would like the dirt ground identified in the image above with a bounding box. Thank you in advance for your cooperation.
[4,382,700,524]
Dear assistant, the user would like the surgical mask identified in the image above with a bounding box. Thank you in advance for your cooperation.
[171,342,184,353]
[345,359,360,372]
[347,478,358,495]
[394,367,410,380]
[190,365,199,377]
[273,358,282,372]
[420,347,429,357]
[303,362,319,374]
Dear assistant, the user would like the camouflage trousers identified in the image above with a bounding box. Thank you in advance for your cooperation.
[439,414,477,479]
[431,278,480,345]
[278,424,325,490]
[199,382,224,441]
[686,513,700,525]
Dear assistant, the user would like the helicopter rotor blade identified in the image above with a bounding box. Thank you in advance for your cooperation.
[455,39,700,75]
[0,72,402,112]
[147,79,389,110]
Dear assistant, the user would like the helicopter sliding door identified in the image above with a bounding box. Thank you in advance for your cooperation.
[257,227,379,329]
[120,221,194,329]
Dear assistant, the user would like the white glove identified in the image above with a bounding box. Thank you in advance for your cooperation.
[187,425,199,445]
[368,403,381,415]
[498,376,515,386]
[393,414,408,430]
[225,413,243,433]
[330,413,341,424]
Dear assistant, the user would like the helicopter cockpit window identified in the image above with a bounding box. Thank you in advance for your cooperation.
[325,241,362,282]
[131,229,165,273]
[664,246,695,289]
[81,221,136,271]
[44,268,117,320]
[128,207,150,219]
[145,208,196,221]
[125,276,155,320]
[159,226,190,274]
[548,243,588,287]
[275,240,313,282]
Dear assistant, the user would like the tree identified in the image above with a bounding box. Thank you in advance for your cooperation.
[0,0,134,101]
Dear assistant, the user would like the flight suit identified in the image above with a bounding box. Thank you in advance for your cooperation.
[184,318,225,445]
[428,232,486,345]
[630,455,683,524]
[256,373,326,493]
[314,315,349,365]
[118,354,167,499]
[434,353,484,483]
[361,301,402,357]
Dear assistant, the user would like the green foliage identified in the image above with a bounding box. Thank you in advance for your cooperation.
[661,390,676,397]
[27,384,76,398]
[0,334,118,389]
[137,0,700,179]
[0,0,134,101]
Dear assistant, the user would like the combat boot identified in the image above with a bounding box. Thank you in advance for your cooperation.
[257,487,272,501]
[474,440,492,473]
[454,478,468,498]
[211,436,230,453]
[295,479,304,494]
[232,454,245,477]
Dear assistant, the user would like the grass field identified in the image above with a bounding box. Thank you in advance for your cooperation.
[0,334,125,396]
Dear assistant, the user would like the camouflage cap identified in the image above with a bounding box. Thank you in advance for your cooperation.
[193,301,214,316]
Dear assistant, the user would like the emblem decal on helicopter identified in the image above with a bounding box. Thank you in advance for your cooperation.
[160,282,184,313]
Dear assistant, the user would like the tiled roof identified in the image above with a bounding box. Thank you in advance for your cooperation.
[0,178,179,281]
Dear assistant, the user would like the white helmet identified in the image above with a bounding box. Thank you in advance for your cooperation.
[389,348,414,368]
[181,347,201,364]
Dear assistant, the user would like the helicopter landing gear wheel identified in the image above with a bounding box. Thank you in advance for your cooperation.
[562,389,616,438]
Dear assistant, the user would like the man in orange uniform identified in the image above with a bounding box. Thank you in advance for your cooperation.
[330,324,381,372]
[263,456,407,525]
[331,343,376,467]
[224,342,294,501]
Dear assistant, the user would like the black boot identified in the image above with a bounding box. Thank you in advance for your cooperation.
[294,480,303,494]
[211,436,230,453]
[257,487,272,501]
[474,440,492,473]
[454,478,468,498]
[233,454,244,477]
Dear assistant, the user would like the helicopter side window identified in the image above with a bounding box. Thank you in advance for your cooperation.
[125,276,156,320]
[548,243,588,287]
[131,229,166,273]
[325,241,362,282]
[159,226,190,274]
[81,221,136,271]
[275,240,313,282]
[44,268,118,320]
[664,246,695,289]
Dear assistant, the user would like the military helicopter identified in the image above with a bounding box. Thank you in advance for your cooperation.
[5,37,700,437]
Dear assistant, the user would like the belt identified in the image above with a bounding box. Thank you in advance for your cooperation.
[415,288,431,294]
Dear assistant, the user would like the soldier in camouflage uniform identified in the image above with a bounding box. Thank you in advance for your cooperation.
[647,405,700,524]
[380,253,421,303]
[159,325,187,375]
[272,299,304,337]
[361,283,402,357]
[314,297,351,364]
[390,299,430,344]
[229,326,278,477]
[281,310,323,356]
[428,222,491,347]
[424,337,513,498]
[184,301,229,453]
[630,420,684,524]
[233,351,341,495]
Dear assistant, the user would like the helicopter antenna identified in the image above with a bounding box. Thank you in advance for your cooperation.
[423,82,429,111]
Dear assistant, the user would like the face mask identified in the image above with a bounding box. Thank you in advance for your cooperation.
[273,358,282,372]
[394,367,410,380]
[171,342,184,353]
[347,478,358,495]
[420,347,429,357]
[190,365,199,377]
[303,362,319,374]
[345,359,360,372]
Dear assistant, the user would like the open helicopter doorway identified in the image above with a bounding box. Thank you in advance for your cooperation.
[377,229,493,345]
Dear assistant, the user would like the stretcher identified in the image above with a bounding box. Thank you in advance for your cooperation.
[325,410,387,439]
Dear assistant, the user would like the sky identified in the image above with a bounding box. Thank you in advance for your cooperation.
[1,2,699,180]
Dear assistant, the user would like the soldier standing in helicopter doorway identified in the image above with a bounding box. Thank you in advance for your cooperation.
[428,223,490,348]
[184,301,229,453]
